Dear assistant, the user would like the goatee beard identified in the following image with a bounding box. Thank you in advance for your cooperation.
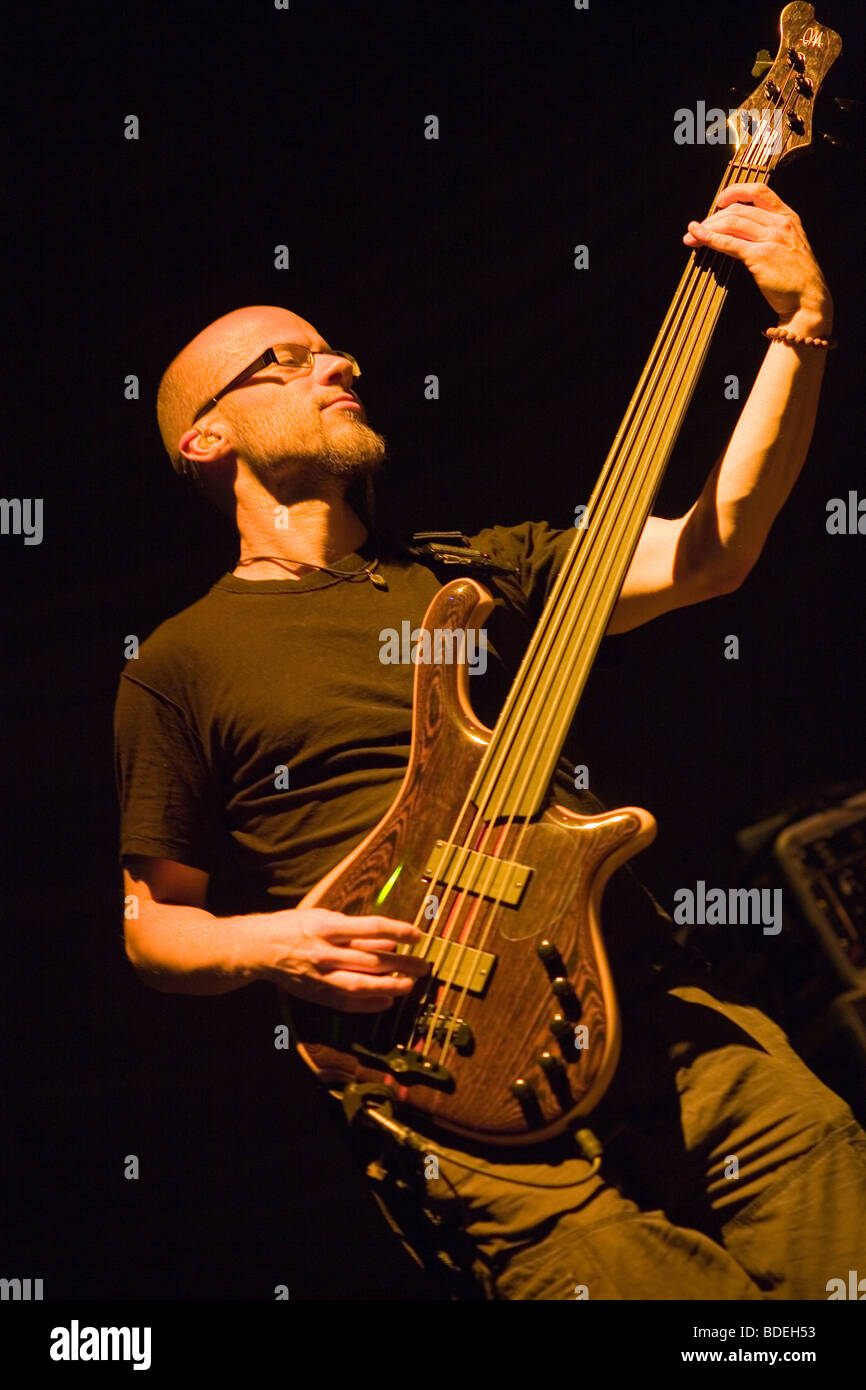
[320,417,387,479]
[246,420,387,504]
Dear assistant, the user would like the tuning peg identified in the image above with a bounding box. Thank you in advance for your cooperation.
[751,49,773,80]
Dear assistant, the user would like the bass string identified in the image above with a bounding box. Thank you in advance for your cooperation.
[464,84,797,814]
[480,72,800,770]
[454,81,798,852]
[380,83,795,1063]
[385,221,736,1061]
[404,225,735,1058]
[421,255,737,1058]
[394,148,770,1063]
[429,120,788,1067]
[383,254,723,1053]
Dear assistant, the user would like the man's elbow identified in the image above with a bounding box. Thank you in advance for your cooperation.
[706,552,754,597]
[124,921,179,993]
[131,963,180,994]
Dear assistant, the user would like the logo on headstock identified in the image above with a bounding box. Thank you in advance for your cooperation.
[802,27,824,48]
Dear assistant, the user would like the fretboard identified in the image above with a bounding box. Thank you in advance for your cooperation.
[472,141,782,821]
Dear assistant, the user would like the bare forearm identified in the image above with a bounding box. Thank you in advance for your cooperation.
[699,303,833,575]
[125,902,267,995]
[679,185,835,582]
[124,896,429,1010]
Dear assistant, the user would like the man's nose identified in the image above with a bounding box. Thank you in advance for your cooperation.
[315,353,357,392]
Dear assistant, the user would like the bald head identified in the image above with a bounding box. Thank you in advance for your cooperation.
[156,304,324,476]
[154,304,385,525]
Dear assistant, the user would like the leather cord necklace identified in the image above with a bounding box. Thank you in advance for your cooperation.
[234,554,389,589]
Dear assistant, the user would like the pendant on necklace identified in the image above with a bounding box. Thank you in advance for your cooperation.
[369,570,388,590]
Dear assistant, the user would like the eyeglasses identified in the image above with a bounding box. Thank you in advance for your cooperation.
[191,343,361,424]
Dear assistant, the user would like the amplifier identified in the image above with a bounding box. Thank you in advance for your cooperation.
[773,791,866,987]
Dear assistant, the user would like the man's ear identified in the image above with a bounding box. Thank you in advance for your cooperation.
[177,425,230,474]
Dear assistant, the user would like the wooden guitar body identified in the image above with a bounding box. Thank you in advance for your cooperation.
[286,578,656,1144]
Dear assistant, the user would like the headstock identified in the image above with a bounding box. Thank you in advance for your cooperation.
[729,3,842,171]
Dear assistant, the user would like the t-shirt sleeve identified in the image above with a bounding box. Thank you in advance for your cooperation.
[469,520,576,621]
[113,671,223,872]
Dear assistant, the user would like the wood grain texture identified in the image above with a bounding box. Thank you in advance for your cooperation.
[284,579,656,1144]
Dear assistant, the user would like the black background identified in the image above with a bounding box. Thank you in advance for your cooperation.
[3,0,864,1300]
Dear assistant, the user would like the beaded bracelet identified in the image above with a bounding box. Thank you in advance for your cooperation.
[764,326,838,350]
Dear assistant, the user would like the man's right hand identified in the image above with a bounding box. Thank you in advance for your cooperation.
[122,858,430,1005]
[252,907,431,1012]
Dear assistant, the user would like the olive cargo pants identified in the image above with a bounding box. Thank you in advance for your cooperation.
[357,959,866,1300]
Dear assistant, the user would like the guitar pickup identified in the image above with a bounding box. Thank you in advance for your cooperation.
[423,839,532,907]
[411,935,496,995]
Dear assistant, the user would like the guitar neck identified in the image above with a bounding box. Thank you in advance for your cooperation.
[468,1,841,824]
[473,164,768,821]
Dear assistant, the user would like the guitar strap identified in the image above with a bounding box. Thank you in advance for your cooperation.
[403,529,518,574]
[397,529,529,622]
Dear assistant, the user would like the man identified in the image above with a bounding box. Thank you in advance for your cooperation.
[115,184,866,1299]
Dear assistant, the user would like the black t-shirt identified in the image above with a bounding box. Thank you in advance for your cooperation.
[113,520,676,988]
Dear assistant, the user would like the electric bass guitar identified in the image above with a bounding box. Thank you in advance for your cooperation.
[284,4,841,1145]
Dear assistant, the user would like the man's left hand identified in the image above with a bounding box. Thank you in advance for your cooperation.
[683,182,833,332]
